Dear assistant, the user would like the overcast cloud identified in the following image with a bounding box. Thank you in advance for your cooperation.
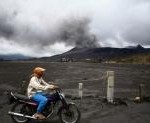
[0,0,150,57]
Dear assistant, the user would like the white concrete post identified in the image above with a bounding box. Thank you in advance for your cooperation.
[79,83,83,99]
[107,71,114,103]
[139,84,145,101]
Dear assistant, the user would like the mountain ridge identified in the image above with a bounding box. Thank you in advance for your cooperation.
[36,45,150,63]
[1,45,150,63]
[0,54,32,61]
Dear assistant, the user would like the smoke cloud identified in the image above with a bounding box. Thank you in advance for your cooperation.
[0,13,14,38]
[58,17,99,48]
[0,11,99,49]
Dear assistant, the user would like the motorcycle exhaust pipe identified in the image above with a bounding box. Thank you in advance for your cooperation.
[8,111,34,119]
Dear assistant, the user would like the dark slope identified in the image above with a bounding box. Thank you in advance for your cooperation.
[38,45,150,62]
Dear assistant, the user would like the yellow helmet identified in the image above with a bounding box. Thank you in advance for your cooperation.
[33,67,46,77]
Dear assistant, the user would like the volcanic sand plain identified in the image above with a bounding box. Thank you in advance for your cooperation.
[0,62,150,123]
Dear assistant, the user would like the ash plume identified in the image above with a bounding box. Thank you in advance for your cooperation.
[0,12,99,49]
[58,17,100,48]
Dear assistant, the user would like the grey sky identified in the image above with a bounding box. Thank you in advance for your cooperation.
[0,0,150,57]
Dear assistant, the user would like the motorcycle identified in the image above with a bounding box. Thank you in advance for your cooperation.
[7,88,81,123]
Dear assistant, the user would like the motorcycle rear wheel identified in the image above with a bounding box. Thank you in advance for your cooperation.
[10,102,31,123]
[59,103,81,123]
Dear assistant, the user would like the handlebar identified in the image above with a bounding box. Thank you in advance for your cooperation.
[47,86,61,92]
[46,84,62,93]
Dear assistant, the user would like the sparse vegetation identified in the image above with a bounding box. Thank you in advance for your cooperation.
[113,53,150,64]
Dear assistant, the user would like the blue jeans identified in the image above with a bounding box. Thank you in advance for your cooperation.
[32,92,48,113]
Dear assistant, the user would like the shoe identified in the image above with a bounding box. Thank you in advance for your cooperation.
[33,113,46,120]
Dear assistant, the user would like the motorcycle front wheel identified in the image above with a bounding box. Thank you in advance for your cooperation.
[59,103,81,123]
[10,102,31,123]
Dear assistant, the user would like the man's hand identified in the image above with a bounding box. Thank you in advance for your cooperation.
[47,85,59,90]
[48,82,57,85]
[53,85,59,89]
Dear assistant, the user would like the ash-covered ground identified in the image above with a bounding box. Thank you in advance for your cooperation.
[0,62,150,123]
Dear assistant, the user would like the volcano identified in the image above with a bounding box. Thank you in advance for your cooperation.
[34,45,150,63]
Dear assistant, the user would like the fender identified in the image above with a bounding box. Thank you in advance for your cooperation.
[7,91,17,104]
[57,102,75,115]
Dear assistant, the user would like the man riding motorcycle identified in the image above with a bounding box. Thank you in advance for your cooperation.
[27,67,58,120]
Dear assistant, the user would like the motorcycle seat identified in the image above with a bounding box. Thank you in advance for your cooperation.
[12,93,31,101]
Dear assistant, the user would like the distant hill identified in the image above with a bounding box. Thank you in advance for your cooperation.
[0,54,32,61]
[36,45,150,63]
